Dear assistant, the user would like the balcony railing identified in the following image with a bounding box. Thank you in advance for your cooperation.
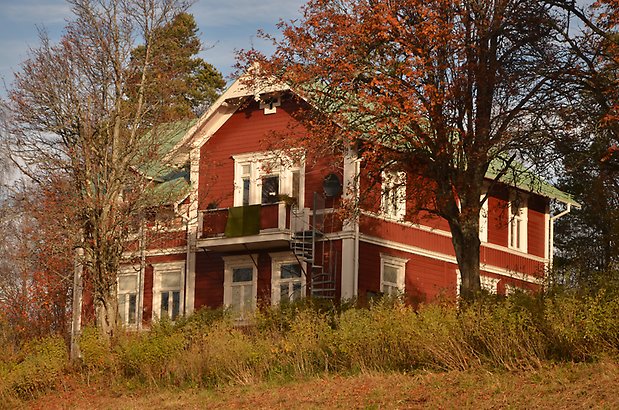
[199,202,300,240]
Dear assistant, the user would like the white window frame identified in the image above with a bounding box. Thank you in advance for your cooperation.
[152,261,185,322]
[270,252,306,305]
[380,254,408,296]
[381,170,406,220]
[508,192,528,252]
[455,270,500,295]
[118,266,140,327]
[233,151,305,208]
[479,194,489,243]
[223,255,258,316]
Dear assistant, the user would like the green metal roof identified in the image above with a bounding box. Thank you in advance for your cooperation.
[146,175,190,206]
[136,119,196,205]
[485,158,579,206]
[138,118,197,181]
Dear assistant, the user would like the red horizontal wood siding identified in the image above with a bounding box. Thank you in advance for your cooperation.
[527,195,547,258]
[194,251,224,309]
[358,241,457,304]
[357,241,541,302]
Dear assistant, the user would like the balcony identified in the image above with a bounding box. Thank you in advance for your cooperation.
[197,203,308,251]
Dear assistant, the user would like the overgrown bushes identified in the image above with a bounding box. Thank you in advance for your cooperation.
[3,288,619,401]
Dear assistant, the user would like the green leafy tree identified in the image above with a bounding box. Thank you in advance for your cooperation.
[129,12,226,122]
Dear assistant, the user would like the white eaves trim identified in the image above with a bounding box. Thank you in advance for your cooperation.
[175,73,290,152]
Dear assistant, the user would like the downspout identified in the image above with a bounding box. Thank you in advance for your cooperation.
[549,203,572,270]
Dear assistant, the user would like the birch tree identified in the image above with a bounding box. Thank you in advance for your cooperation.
[7,0,195,338]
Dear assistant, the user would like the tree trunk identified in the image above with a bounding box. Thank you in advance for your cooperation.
[449,213,482,301]
[95,295,117,340]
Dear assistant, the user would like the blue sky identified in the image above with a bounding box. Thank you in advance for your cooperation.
[0,0,305,92]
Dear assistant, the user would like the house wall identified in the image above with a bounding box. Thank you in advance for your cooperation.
[197,97,344,212]
[358,240,541,304]
[193,247,303,310]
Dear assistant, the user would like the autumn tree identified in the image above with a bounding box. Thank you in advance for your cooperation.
[6,0,198,339]
[242,0,562,299]
[128,12,226,122]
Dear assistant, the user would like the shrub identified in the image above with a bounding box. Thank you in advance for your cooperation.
[115,321,185,383]
[79,326,115,375]
[6,335,67,399]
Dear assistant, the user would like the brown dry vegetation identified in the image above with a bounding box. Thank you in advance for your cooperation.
[3,291,619,409]
[22,360,619,409]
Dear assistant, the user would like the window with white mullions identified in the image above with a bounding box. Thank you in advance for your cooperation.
[152,262,184,322]
[118,272,138,326]
[279,263,303,302]
[508,192,528,252]
[224,255,258,317]
[380,254,408,297]
[233,151,304,208]
[270,252,305,305]
[159,270,182,320]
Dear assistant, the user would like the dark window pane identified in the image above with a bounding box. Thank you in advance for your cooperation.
[172,291,180,320]
[233,267,253,282]
[262,175,279,204]
[128,294,137,325]
[243,178,250,206]
[281,263,301,279]
[161,292,169,318]
[280,284,289,302]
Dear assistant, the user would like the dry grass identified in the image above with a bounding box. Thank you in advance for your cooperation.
[21,359,619,409]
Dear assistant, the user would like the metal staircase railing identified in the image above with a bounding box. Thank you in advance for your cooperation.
[289,192,337,300]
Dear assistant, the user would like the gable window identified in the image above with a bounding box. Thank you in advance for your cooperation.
[381,171,406,220]
[380,254,407,296]
[271,252,305,304]
[153,262,184,321]
[118,269,139,326]
[508,193,528,252]
[233,152,304,208]
[223,255,258,316]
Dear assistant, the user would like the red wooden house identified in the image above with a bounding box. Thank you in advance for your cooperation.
[117,77,577,326]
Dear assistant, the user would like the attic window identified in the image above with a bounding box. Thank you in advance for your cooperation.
[259,95,281,114]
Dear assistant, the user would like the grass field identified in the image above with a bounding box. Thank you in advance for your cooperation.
[22,359,619,409]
